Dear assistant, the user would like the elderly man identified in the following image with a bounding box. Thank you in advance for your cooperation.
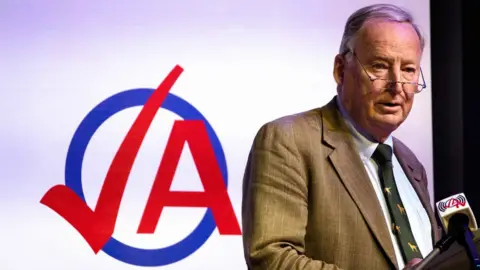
[242,4,442,270]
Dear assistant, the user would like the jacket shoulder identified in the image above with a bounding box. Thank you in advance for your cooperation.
[258,103,332,135]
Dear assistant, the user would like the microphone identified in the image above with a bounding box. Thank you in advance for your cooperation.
[438,193,480,269]
[436,193,478,234]
[415,193,479,269]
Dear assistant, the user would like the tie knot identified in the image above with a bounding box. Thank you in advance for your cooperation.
[372,143,393,165]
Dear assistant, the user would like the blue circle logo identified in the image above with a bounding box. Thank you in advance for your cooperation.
[65,89,228,266]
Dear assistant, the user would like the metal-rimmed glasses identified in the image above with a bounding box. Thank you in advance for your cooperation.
[343,50,427,94]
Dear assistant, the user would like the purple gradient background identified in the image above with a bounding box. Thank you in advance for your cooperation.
[1,1,431,269]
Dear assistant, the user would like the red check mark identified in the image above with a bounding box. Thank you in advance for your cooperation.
[40,65,184,253]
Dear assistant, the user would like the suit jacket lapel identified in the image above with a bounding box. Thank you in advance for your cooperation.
[320,98,398,268]
[393,139,440,244]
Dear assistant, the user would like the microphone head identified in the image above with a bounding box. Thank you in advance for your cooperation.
[436,193,478,232]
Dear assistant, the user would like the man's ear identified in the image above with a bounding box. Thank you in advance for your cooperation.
[333,54,346,85]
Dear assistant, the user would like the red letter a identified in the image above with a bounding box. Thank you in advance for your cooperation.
[137,120,241,235]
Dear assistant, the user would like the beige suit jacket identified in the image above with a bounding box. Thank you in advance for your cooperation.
[242,97,442,270]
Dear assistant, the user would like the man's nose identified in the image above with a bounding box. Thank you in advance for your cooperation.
[387,69,404,94]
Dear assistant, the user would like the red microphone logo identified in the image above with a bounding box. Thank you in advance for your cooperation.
[437,194,467,212]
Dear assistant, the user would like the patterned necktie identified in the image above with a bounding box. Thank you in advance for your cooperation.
[371,143,423,263]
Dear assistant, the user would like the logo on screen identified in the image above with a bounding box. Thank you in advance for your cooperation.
[40,65,241,267]
[437,194,467,212]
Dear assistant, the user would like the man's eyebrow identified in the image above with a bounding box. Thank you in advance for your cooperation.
[362,53,393,63]
[366,54,418,65]
[369,55,392,62]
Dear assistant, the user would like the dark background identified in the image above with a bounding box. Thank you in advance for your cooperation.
[431,0,480,216]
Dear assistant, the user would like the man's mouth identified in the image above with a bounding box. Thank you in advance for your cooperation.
[379,102,400,107]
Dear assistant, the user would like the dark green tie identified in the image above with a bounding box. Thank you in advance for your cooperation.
[372,144,423,263]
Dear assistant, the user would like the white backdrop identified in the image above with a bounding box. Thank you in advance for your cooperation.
[1,0,432,269]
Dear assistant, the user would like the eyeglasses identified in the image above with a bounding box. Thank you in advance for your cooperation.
[343,50,427,94]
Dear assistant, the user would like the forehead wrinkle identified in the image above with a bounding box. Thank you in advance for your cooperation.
[355,21,421,64]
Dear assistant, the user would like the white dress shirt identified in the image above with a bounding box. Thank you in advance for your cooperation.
[336,99,433,269]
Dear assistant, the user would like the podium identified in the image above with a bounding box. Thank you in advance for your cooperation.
[424,231,480,269]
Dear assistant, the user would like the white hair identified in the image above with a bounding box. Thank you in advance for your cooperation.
[339,4,425,54]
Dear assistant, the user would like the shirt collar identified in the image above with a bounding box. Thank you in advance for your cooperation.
[336,97,394,159]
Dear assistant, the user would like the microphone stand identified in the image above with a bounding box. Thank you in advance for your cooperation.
[461,225,480,270]
[449,214,480,270]
[414,235,455,270]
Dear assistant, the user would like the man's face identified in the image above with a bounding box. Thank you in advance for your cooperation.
[334,20,423,141]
